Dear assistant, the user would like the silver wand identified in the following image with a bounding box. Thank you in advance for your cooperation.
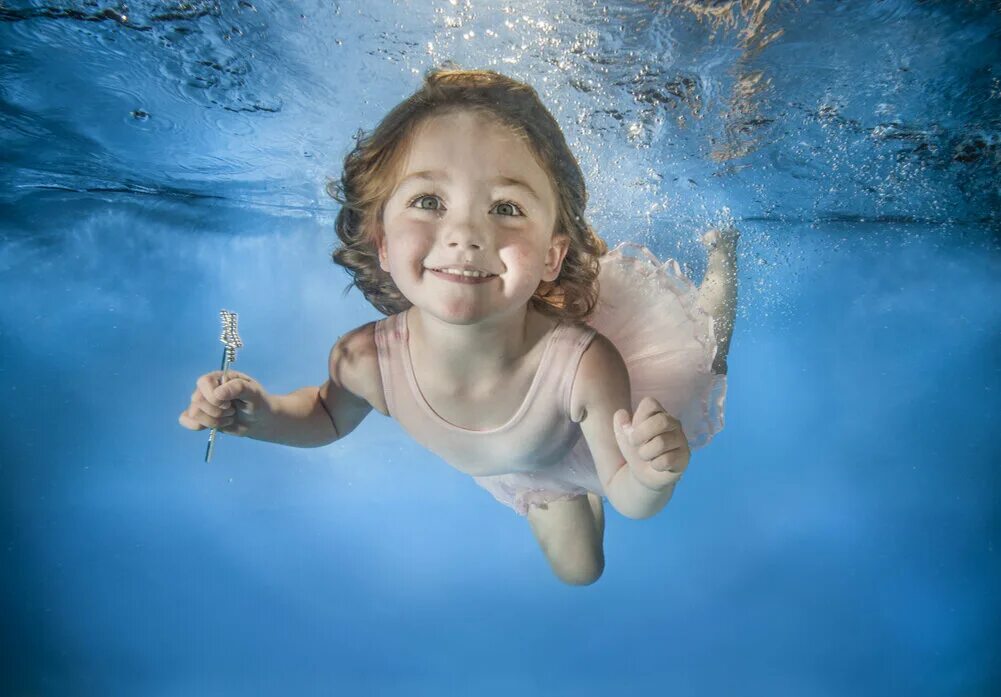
[205,309,243,463]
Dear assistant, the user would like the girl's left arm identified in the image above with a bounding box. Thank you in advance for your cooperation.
[573,334,688,520]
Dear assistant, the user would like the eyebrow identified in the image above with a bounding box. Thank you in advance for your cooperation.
[396,169,542,202]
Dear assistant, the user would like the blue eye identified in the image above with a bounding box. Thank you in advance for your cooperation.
[494,201,523,217]
[410,194,442,211]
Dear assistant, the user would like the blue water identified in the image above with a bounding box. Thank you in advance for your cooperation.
[2,1,999,695]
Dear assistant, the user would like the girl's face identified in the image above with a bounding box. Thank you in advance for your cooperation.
[378,110,568,325]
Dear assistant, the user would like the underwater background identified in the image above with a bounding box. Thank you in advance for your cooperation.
[1,0,999,694]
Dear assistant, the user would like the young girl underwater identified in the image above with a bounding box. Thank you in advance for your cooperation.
[179,68,739,586]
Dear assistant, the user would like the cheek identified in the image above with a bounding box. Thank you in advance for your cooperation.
[502,244,535,270]
[384,228,432,273]
[498,246,547,298]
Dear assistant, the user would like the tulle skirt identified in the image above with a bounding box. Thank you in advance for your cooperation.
[472,242,727,516]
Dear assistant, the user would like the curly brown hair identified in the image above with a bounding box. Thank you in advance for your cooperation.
[326,66,608,321]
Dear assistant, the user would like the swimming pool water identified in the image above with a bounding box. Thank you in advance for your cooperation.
[1,1,998,695]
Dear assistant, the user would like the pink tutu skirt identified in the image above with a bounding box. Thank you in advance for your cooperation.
[472,243,727,516]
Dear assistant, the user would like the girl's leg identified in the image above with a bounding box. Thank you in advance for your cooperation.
[698,227,740,375]
[587,491,605,540]
[526,493,605,585]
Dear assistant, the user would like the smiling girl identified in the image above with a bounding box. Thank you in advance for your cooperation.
[180,67,738,586]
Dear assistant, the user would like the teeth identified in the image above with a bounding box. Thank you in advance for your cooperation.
[435,268,493,278]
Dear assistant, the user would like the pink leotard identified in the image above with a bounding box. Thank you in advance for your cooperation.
[374,308,606,515]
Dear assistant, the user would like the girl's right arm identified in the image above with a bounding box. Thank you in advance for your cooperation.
[179,322,382,448]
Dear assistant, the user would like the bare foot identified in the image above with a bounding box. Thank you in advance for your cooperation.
[700,226,740,257]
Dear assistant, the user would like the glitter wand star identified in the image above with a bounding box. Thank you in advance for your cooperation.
[205,309,243,463]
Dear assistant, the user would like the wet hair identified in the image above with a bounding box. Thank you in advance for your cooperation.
[326,66,608,321]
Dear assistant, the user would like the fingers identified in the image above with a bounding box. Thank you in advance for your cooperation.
[179,401,236,431]
[187,387,224,417]
[198,373,231,409]
[646,445,690,474]
[178,372,243,431]
[619,398,691,487]
[178,411,204,430]
[631,396,663,423]
[637,432,688,465]
[623,401,689,474]
[202,370,254,398]
[201,372,257,408]
[628,406,683,449]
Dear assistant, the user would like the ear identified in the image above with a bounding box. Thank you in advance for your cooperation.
[376,232,390,273]
[541,233,570,282]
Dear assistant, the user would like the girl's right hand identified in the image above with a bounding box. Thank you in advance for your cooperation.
[178,370,273,437]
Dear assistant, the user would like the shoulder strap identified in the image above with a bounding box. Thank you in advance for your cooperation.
[372,314,399,418]
[556,323,598,420]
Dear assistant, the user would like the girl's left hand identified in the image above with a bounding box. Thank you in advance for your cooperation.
[612,397,690,491]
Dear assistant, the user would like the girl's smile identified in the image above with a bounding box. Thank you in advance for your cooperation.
[428,268,498,284]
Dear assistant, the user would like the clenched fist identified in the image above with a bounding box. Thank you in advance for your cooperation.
[178,370,273,438]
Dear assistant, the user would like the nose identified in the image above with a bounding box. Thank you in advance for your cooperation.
[441,209,487,250]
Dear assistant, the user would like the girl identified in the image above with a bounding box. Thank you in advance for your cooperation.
[179,68,738,586]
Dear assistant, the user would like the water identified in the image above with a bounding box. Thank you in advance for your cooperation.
[1,1,999,695]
